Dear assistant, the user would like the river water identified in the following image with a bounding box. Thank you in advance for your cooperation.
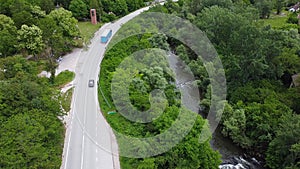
[167,53,265,169]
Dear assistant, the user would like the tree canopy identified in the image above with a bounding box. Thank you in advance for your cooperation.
[147,0,300,168]
[0,56,64,168]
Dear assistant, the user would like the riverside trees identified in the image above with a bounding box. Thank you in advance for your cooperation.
[147,0,300,168]
[99,33,221,168]
[98,1,300,168]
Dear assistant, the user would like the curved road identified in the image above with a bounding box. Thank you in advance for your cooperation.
[61,7,150,169]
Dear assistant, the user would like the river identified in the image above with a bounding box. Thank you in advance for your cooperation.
[167,52,265,169]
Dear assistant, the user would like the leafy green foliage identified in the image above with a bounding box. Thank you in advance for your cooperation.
[148,33,169,50]
[181,0,233,15]
[99,32,221,168]
[0,56,64,168]
[49,8,79,37]
[253,0,274,18]
[0,0,149,57]
[101,0,146,21]
[266,114,300,169]
[262,14,298,30]
[54,70,75,87]
[69,0,88,20]
[0,0,82,58]
[274,0,284,14]
[16,24,45,56]
[0,112,64,168]
[112,0,128,16]
[77,21,103,44]
[126,0,145,12]
[0,14,18,57]
[287,12,299,24]
[39,0,55,13]
[155,1,300,168]
[60,88,73,112]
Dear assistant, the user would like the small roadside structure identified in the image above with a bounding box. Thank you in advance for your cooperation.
[291,74,300,87]
[289,2,300,12]
[90,9,97,24]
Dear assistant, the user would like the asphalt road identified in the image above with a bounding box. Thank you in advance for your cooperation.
[61,7,150,169]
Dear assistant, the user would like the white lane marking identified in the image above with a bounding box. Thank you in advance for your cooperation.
[81,63,90,169]
[80,135,85,169]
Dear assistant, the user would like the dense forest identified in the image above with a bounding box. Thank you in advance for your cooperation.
[99,33,222,168]
[155,0,300,168]
[0,56,65,168]
[99,0,300,169]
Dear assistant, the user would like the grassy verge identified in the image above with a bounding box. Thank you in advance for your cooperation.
[262,15,288,28]
[60,87,74,112]
[54,70,75,88]
[261,11,298,29]
[78,22,103,45]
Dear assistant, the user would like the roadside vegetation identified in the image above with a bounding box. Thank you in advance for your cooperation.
[78,22,103,45]
[0,56,65,168]
[60,88,74,113]
[99,34,221,168]
[53,70,75,88]
[262,11,299,29]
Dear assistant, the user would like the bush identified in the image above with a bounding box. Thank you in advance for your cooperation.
[54,70,75,87]
[60,88,73,112]
[287,12,299,24]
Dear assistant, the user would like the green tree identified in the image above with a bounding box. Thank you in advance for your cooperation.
[287,12,299,24]
[30,5,46,18]
[219,80,297,152]
[275,0,284,14]
[219,102,248,146]
[0,111,64,168]
[254,0,273,18]
[101,0,113,13]
[148,33,169,50]
[182,0,203,15]
[37,16,65,57]
[49,7,79,37]
[153,114,221,169]
[0,0,29,16]
[182,0,232,15]
[137,158,157,169]
[12,10,34,28]
[112,0,128,16]
[56,0,72,9]
[196,6,269,83]
[126,0,145,12]
[16,24,45,57]
[0,14,18,57]
[69,0,88,20]
[39,0,55,13]
[100,33,221,168]
[266,114,300,169]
